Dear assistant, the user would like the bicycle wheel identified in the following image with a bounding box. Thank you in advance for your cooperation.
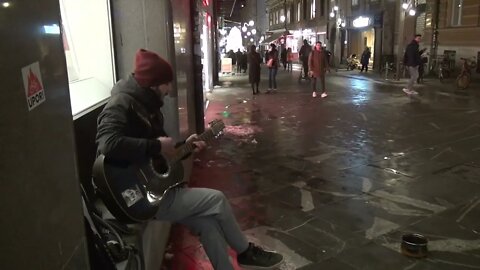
[439,71,444,83]
[457,74,471,90]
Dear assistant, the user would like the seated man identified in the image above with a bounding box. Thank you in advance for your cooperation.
[95,48,284,270]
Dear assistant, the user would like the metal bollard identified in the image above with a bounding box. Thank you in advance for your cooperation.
[385,62,389,80]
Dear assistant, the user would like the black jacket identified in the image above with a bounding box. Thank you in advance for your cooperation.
[299,44,312,62]
[96,74,167,163]
[403,40,421,67]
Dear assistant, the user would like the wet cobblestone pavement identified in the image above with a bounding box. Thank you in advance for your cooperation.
[166,68,480,269]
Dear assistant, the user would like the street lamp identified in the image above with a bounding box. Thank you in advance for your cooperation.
[249,20,254,26]
[395,0,417,80]
[402,0,416,16]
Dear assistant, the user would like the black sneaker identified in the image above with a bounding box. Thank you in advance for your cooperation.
[237,243,284,269]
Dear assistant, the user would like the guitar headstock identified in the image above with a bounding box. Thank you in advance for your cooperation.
[208,119,225,138]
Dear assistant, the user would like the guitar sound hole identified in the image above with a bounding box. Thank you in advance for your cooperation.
[152,157,168,174]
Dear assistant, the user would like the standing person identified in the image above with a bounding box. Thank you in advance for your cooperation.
[228,50,236,70]
[286,47,293,72]
[235,48,243,73]
[308,41,330,98]
[95,49,284,270]
[360,47,371,72]
[266,43,279,93]
[299,39,312,79]
[242,51,248,73]
[402,34,422,95]
[280,47,288,70]
[248,45,261,95]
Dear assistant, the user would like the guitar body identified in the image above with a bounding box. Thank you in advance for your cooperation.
[92,155,185,223]
[92,119,225,223]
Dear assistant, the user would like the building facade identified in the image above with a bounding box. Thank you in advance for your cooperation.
[342,0,400,70]
[423,0,480,74]
[264,0,399,68]
[264,0,480,74]
[265,0,330,59]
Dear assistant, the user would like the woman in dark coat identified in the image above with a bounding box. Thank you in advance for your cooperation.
[248,45,261,94]
[360,47,371,72]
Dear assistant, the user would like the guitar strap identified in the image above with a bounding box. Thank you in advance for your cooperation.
[121,93,167,138]
[81,184,143,270]
[81,185,117,269]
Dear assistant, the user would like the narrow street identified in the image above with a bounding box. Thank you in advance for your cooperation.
[166,67,480,270]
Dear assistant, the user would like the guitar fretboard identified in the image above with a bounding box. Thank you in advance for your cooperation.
[171,129,214,163]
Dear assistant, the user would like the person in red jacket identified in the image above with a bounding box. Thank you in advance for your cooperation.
[308,42,330,98]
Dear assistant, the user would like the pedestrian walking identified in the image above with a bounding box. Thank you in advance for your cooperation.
[281,47,287,70]
[286,47,293,72]
[308,41,330,98]
[402,34,422,96]
[360,47,371,72]
[248,45,261,95]
[235,49,243,73]
[266,43,279,93]
[299,39,312,79]
[241,51,248,73]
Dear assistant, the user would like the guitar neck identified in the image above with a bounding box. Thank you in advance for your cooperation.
[171,130,213,163]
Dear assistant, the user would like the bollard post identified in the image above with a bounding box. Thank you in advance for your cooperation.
[385,62,389,80]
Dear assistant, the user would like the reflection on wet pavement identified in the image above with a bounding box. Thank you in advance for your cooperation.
[166,71,480,269]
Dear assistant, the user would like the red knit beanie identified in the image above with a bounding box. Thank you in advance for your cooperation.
[134,49,173,88]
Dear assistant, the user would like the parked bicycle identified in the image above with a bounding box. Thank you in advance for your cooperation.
[381,61,396,80]
[456,57,476,90]
[380,61,406,80]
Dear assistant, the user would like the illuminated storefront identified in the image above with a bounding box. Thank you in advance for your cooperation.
[348,15,377,69]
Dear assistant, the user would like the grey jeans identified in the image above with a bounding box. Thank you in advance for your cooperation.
[407,66,419,91]
[155,187,249,270]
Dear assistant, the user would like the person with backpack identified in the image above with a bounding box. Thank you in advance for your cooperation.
[299,39,312,79]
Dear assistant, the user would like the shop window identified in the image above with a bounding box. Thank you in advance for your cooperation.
[60,0,115,117]
[451,0,463,26]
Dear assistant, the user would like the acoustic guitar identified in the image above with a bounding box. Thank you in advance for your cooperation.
[92,119,225,223]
